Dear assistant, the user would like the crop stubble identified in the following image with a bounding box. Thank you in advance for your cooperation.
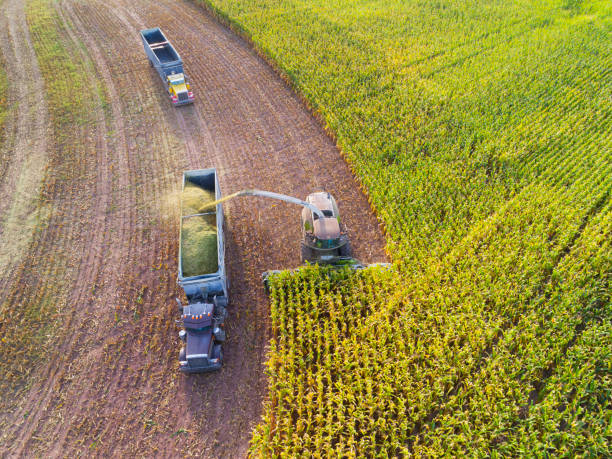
[0,0,50,304]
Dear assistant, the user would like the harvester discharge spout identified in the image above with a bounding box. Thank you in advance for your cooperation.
[201,189,326,220]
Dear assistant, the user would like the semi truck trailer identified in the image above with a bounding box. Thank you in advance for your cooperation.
[140,27,194,106]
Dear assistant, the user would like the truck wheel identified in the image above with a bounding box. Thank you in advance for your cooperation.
[214,344,223,363]
[214,328,226,343]
[339,240,352,257]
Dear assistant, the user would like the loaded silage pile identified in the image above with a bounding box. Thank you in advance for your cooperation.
[181,180,218,277]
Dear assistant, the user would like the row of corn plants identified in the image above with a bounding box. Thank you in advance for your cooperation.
[195,0,611,455]
[414,199,611,456]
[514,318,611,455]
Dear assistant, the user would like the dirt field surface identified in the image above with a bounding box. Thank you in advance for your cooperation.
[0,0,49,309]
[0,0,386,456]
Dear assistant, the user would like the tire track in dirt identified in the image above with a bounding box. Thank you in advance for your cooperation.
[0,0,82,445]
[2,2,193,455]
[1,0,131,454]
[2,0,387,456]
[40,3,137,455]
[0,0,49,302]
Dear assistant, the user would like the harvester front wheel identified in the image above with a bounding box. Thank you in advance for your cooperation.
[339,240,352,257]
[301,244,314,263]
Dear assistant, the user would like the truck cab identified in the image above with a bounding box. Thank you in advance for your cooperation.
[167,73,194,105]
[178,299,226,373]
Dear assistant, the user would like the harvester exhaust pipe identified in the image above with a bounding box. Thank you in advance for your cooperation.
[201,189,325,220]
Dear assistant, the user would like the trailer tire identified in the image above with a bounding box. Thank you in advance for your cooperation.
[215,306,226,322]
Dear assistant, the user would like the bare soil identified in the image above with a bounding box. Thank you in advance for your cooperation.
[0,0,49,304]
[0,0,387,456]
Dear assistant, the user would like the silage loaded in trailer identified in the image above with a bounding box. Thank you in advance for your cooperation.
[182,180,216,216]
[181,214,218,277]
[181,180,218,277]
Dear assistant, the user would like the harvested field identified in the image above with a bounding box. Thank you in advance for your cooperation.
[0,0,386,457]
[0,52,6,144]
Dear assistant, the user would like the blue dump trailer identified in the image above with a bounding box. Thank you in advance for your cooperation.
[140,27,194,106]
[177,169,227,373]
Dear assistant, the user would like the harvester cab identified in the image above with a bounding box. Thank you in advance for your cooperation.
[178,298,226,373]
[301,192,352,264]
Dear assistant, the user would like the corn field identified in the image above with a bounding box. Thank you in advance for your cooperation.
[200,0,612,455]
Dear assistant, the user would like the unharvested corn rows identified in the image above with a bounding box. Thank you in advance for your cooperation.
[199,0,612,455]
[254,183,610,456]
